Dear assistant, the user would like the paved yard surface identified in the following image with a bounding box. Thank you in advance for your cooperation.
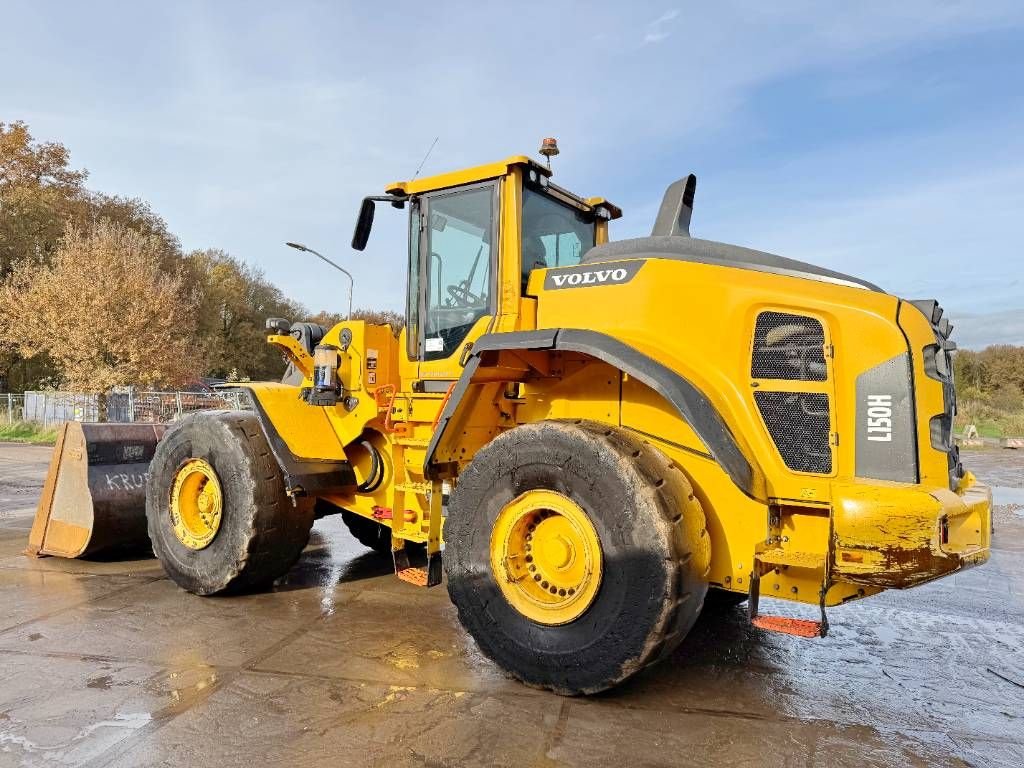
[0,442,1021,767]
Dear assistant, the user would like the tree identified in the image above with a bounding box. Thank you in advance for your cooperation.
[187,249,305,381]
[1,121,85,276]
[0,220,198,390]
[0,121,182,390]
[307,308,406,337]
[954,346,1024,401]
[0,121,180,273]
[0,121,414,392]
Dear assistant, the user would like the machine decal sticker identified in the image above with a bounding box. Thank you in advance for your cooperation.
[866,394,893,442]
[366,348,378,385]
[855,354,916,482]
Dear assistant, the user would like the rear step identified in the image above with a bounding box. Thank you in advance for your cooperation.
[748,550,830,638]
[393,547,442,587]
[751,615,824,638]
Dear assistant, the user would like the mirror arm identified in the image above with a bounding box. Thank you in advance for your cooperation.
[366,194,408,208]
[351,194,409,251]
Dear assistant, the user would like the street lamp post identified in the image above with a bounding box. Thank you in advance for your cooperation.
[285,242,354,320]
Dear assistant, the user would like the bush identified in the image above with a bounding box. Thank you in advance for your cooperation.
[0,421,58,444]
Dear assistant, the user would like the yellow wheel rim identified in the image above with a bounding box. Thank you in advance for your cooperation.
[169,458,223,550]
[490,490,603,626]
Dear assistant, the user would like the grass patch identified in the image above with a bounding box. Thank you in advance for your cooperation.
[0,421,59,444]
[956,398,1024,438]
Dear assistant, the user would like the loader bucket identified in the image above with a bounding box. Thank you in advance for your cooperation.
[27,422,167,558]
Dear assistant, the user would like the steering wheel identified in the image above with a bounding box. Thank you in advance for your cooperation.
[447,281,483,307]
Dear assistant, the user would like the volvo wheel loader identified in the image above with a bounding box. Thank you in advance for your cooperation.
[29,148,992,694]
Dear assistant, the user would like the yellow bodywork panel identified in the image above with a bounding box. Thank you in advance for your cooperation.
[528,258,905,504]
[244,382,349,462]
[386,156,536,197]
[831,479,991,588]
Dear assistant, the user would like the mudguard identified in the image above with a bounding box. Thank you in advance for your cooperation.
[233,384,357,497]
[424,328,766,500]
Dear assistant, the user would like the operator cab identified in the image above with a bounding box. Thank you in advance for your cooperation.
[351,154,620,367]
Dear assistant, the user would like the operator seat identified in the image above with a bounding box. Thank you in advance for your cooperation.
[521,236,549,291]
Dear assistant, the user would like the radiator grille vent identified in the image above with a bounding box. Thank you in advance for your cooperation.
[754,391,832,474]
[751,312,826,381]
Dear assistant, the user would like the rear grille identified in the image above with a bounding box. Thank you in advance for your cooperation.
[912,298,963,488]
[751,312,826,381]
[754,391,833,474]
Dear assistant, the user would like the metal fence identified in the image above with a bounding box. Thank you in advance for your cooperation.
[2,393,25,425]
[2,390,250,427]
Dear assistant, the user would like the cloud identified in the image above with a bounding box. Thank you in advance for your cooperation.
[643,7,679,44]
[677,123,1024,322]
[949,309,1024,349]
[3,1,1023,318]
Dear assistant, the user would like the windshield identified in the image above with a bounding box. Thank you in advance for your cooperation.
[521,186,596,289]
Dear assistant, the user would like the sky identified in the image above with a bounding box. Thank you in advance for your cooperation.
[2,1,1022,348]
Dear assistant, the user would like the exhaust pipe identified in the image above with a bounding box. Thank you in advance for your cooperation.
[651,174,697,237]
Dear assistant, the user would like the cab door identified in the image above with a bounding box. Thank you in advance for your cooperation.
[408,180,500,385]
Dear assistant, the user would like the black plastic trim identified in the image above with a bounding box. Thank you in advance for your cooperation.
[424,329,764,500]
[412,379,458,394]
[581,235,882,292]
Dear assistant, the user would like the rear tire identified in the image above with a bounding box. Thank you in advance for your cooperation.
[445,419,710,694]
[146,410,314,595]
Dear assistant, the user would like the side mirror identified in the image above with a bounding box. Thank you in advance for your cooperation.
[352,198,376,251]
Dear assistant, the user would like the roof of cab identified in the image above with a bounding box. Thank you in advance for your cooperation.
[384,155,621,218]
[385,155,545,196]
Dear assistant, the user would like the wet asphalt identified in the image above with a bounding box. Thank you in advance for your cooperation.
[0,442,1021,768]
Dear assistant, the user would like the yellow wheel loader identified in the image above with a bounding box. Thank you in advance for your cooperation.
[29,149,992,694]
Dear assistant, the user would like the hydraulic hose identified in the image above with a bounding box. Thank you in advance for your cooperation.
[356,439,385,493]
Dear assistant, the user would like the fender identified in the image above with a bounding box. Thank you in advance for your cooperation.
[232,384,357,497]
[424,329,766,500]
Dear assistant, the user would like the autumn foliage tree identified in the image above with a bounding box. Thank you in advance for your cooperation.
[1,121,182,389]
[307,308,406,337]
[0,120,179,275]
[186,249,305,381]
[0,221,198,390]
[0,120,427,393]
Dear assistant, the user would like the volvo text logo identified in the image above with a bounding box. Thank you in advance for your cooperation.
[551,267,628,287]
[542,261,643,290]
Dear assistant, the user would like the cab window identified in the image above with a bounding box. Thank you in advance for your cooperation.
[405,200,422,359]
[521,186,596,289]
[422,183,495,361]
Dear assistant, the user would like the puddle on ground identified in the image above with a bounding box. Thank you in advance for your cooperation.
[0,711,152,762]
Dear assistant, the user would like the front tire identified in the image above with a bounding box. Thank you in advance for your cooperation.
[146,410,314,595]
[445,420,710,694]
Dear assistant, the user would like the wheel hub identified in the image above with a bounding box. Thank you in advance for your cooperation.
[490,489,603,625]
[169,458,223,550]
